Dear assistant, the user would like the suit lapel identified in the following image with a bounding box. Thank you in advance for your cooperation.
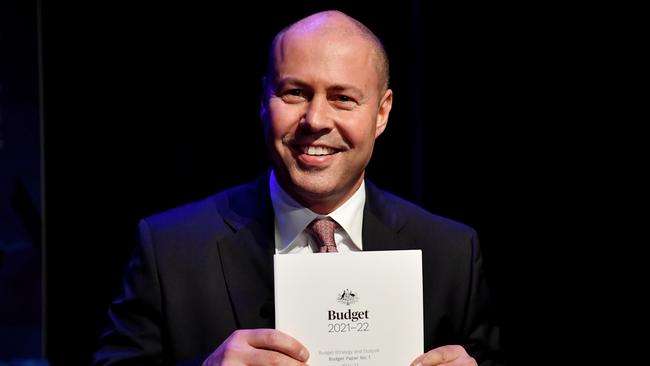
[362,181,409,251]
[217,175,276,329]
[216,177,409,329]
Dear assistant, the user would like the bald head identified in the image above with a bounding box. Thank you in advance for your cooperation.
[266,10,390,93]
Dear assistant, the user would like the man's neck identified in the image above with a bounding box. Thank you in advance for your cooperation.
[269,170,366,252]
[281,178,364,215]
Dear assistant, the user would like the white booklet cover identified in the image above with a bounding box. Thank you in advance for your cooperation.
[274,250,423,366]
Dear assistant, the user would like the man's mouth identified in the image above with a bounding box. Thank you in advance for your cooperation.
[292,144,339,156]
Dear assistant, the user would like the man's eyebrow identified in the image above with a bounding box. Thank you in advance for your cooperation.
[329,84,364,96]
[274,77,309,88]
[274,78,364,96]
[275,77,363,94]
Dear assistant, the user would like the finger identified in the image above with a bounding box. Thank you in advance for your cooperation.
[246,329,310,362]
[246,348,309,366]
[410,353,425,366]
[410,345,465,365]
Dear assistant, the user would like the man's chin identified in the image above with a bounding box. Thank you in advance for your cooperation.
[282,172,338,199]
[275,162,359,198]
[291,179,337,199]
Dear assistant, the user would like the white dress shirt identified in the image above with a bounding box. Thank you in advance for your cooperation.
[269,170,365,254]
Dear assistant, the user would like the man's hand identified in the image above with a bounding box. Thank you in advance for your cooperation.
[410,345,476,366]
[202,329,309,366]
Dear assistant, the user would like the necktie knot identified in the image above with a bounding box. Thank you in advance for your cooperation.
[306,217,338,253]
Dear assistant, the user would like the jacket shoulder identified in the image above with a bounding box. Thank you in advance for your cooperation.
[366,181,478,251]
[142,178,267,241]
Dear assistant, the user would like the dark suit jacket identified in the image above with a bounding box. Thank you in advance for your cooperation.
[92,175,504,365]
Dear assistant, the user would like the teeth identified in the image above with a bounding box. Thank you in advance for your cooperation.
[303,146,335,156]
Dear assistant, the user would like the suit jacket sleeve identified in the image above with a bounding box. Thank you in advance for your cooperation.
[462,231,504,365]
[92,219,165,365]
[92,219,207,366]
[91,179,270,365]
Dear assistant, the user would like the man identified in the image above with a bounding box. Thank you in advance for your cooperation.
[93,10,503,366]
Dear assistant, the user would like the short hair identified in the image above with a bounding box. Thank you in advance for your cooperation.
[265,11,390,93]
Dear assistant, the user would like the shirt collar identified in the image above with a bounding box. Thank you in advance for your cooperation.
[269,170,365,252]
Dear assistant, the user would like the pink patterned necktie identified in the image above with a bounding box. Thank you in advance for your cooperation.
[306,218,338,253]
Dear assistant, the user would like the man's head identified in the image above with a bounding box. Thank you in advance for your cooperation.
[261,10,393,214]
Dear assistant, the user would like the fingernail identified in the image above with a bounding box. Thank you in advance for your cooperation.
[300,348,309,360]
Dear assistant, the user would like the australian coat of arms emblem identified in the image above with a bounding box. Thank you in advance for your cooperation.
[337,289,358,305]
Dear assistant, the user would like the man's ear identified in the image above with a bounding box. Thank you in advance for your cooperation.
[375,89,393,138]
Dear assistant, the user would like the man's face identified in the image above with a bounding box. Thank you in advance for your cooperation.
[261,30,392,212]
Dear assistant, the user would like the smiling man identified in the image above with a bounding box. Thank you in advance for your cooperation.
[262,13,392,215]
[93,10,503,366]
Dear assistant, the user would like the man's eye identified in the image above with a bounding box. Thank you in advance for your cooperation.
[335,95,353,102]
[280,89,307,103]
[286,89,304,97]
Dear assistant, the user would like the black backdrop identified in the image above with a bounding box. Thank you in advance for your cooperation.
[41,1,603,365]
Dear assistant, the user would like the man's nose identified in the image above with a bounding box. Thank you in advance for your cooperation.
[302,95,333,131]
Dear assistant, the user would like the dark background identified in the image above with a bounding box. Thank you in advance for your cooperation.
[3,0,627,364]
[0,0,43,361]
